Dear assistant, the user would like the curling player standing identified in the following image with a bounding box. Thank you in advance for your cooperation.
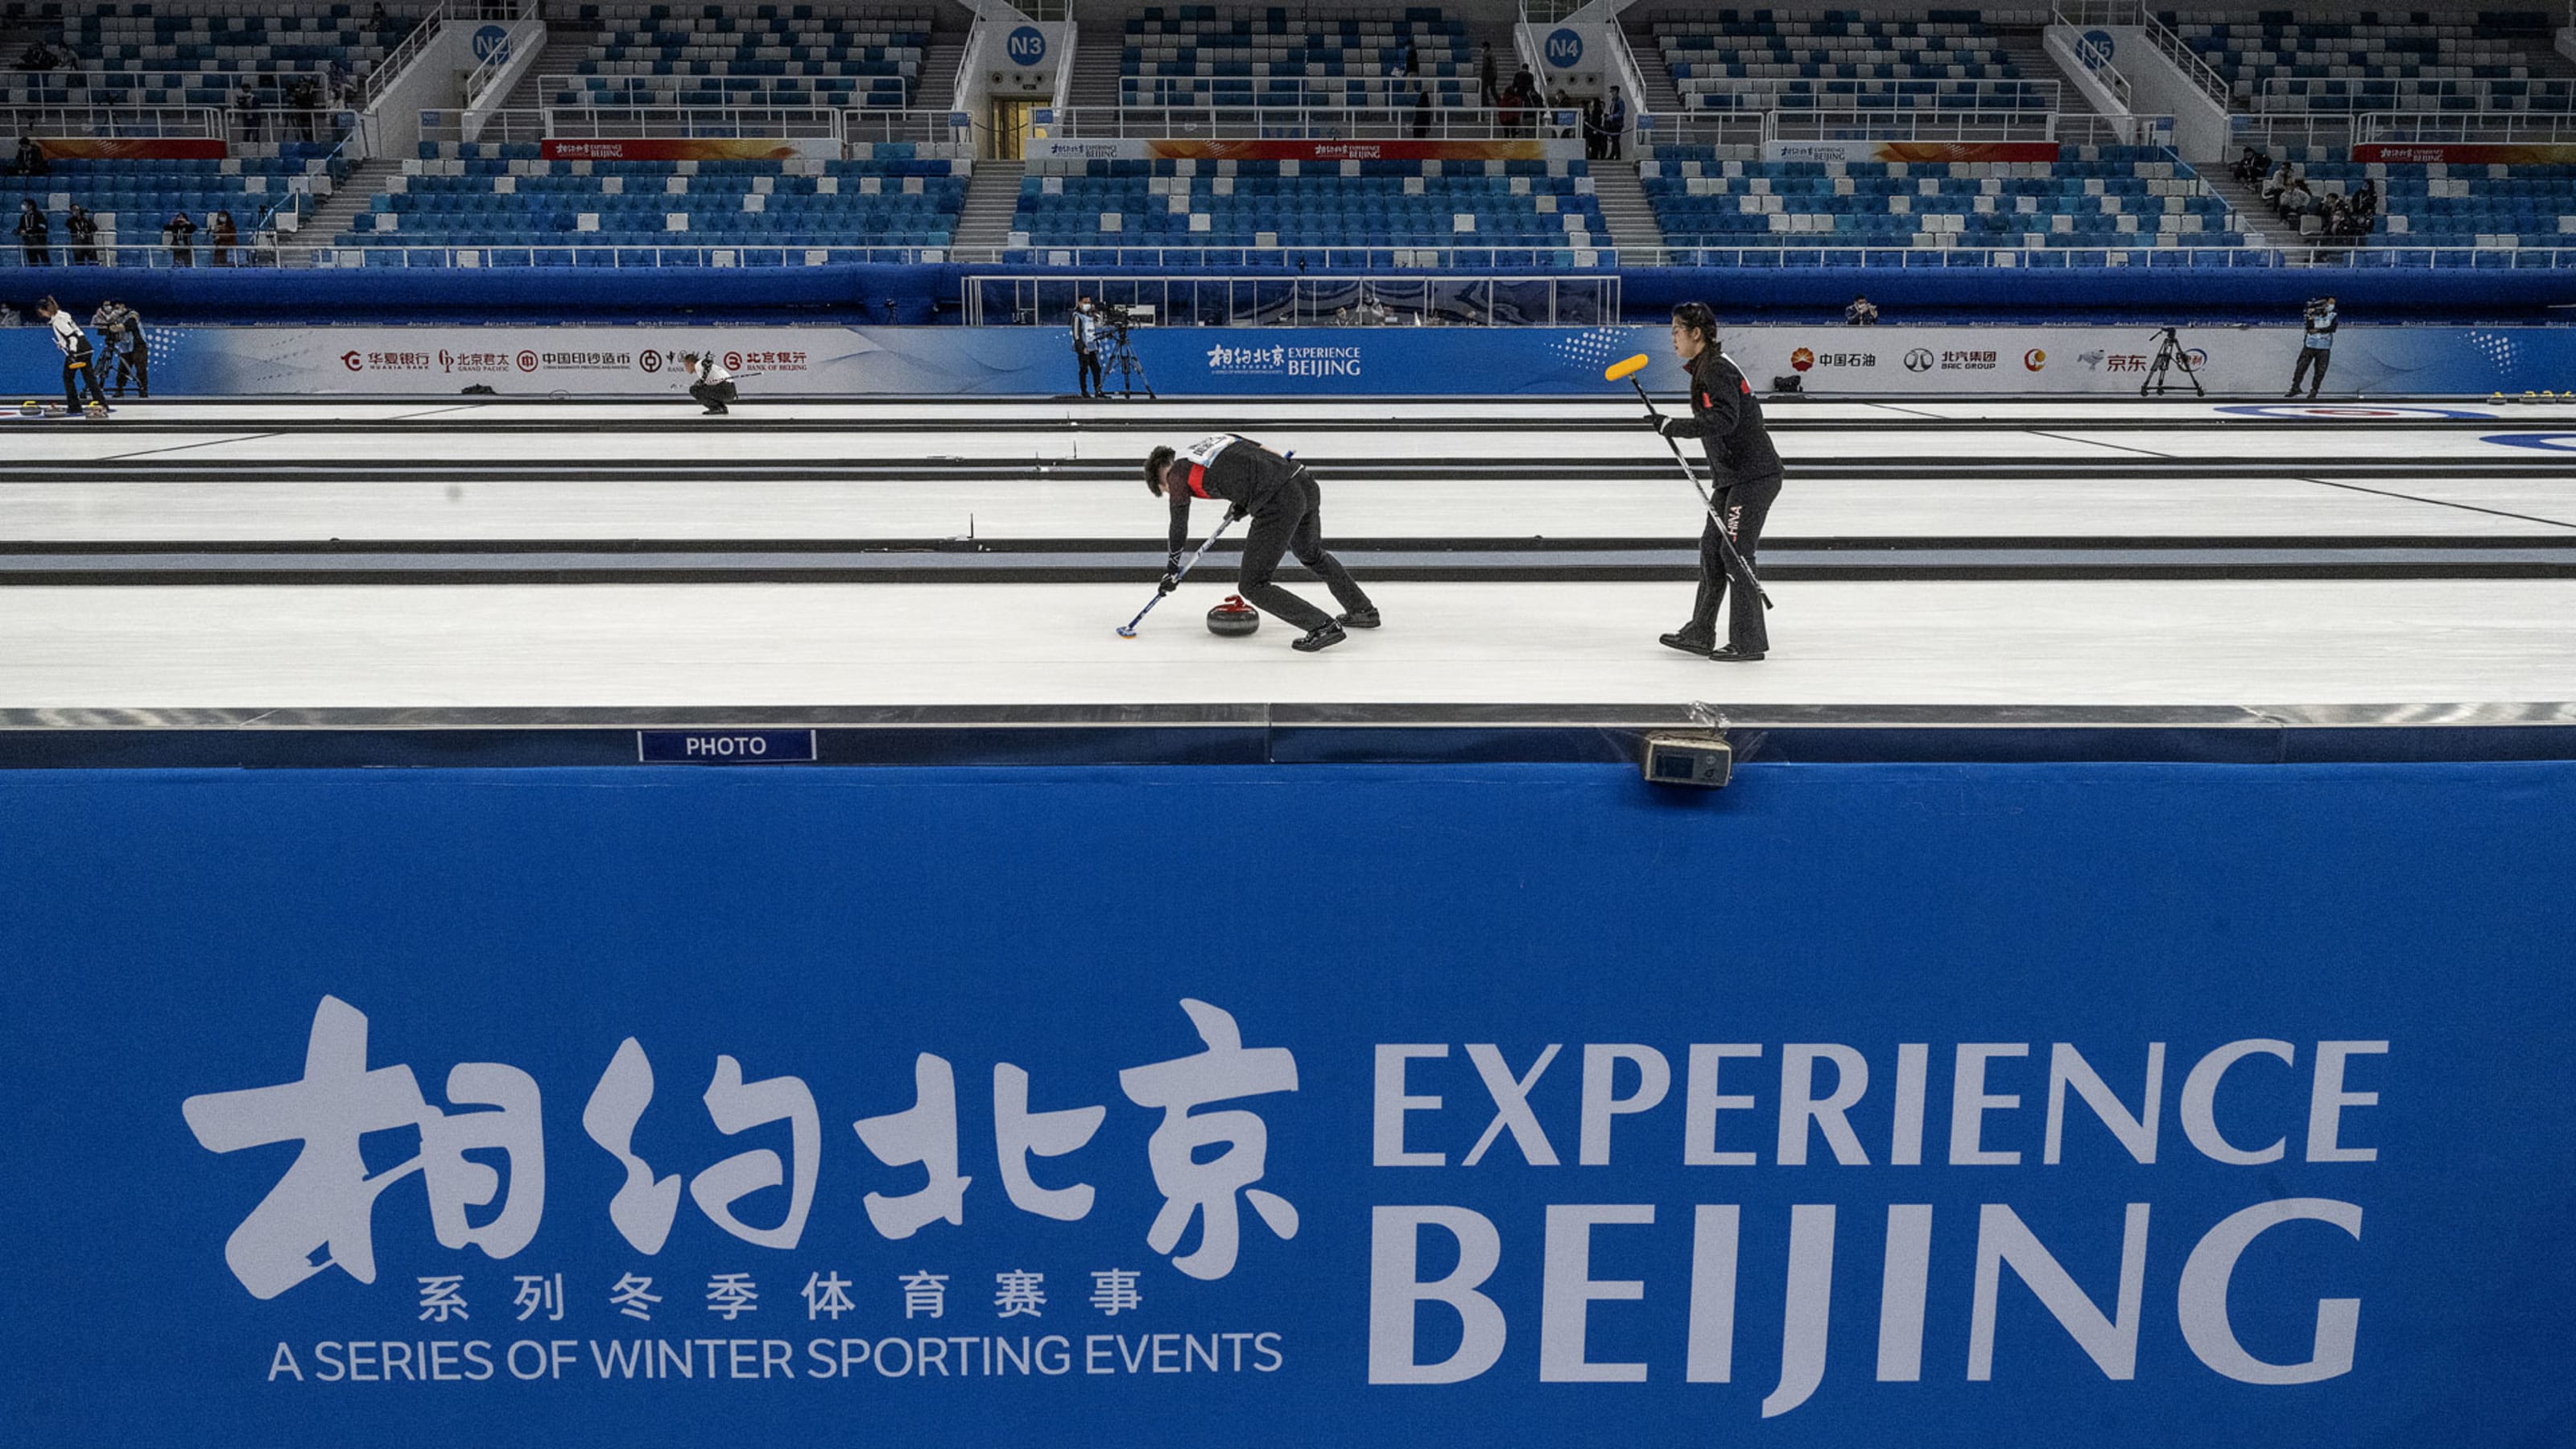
[1145,434,1378,652]
[1653,302,1782,662]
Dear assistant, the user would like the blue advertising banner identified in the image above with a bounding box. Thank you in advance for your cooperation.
[2,761,2574,1447]
[6,323,2576,397]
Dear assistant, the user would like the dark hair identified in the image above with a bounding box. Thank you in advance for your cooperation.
[1144,445,1175,496]
[1670,302,1717,344]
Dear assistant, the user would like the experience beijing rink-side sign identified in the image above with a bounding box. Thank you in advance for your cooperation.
[6,762,2571,1446]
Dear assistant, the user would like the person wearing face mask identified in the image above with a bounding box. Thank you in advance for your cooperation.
[1649,302,1782,662]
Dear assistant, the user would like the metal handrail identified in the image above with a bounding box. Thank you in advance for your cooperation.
[1055,103,1578,141]
[0,103,227,138]
[535,70,924,108]
[2068,29,2133,110]
[1670,76,2063,113]
[465,15,544,111]
[1761,107,2063,142]
[2139,5,2231,109]
[966,270,1620,326]
[2356,109,2576,144]
[361,4,448,109]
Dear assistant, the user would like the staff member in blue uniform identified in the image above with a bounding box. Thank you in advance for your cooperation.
[1653,302,1782,662]
[1146,433,1378,653]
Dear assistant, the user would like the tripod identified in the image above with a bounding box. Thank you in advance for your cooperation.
[2140,326,2204,398]
[1101,321,1155,399]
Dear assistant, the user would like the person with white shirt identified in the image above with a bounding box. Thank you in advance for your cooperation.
[679,351,736,415]
[36,295,108,413]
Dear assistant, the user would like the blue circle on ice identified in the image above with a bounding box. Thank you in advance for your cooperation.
[2479,431,2576,451]
[2216,404,2497,421]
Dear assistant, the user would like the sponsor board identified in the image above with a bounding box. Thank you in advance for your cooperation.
[1761,140,2062,164]
[538,138,840,163]
[2352,143,2576,166]
[2,761,2573,1447]
[4,324,2573,397]
[1028,138,1579,163]
[39,137,228,160]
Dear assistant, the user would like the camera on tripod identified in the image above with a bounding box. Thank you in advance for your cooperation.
[1096,302,1135,340]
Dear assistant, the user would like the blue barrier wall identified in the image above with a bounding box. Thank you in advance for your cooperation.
[2,262,2568,326]
[2,760,2571,1447]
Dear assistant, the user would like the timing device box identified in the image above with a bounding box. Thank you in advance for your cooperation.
[1643,733,1733,788]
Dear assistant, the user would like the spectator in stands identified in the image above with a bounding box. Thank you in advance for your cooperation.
[681,352,737,415]
[2231,147,2256,184]
[1410,81,1433,140]
[19,40,58,73]
[64,203,96,266]
[328,57,354,105]
[9,134,45,177]
[1479,43,1499,110]
[2353,180,2380,232]
[1603,86,1626,161]
[0,301,19,328]
[1395,38,1417,81]
[2260,162,2287,207]
[236,81,262,142]
[1511,65,1539,135]
[291,76,323,144]
[16,200,48,268]
[369,2,390,32]
[211,209,238,267]
[1581,95,1603,159]
[164,211,196,268]
[1497,85,1522,138]
[1846,295,1880,326]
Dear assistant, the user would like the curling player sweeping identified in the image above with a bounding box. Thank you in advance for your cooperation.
[1144,434,1377,653]
[1641,303,1782,662]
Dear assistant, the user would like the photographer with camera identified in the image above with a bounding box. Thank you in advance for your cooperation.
[1071,296,1108,399]
[2289,296,2337,399]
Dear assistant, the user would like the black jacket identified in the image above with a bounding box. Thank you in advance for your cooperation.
[1662,348,1782,489]
[1162,434,1302,559]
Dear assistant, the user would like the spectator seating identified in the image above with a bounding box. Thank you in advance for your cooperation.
[2167,10,2574,114]
[1,3,406,109]
[547,4,931,111]
[1005,155,1608,266]
[2259,149,2576,248]
[0,142,344,265]
[1120,6,1478,111]
[1646,10,2057,114]
[323,139,965,263]
[1640,145,2247,253]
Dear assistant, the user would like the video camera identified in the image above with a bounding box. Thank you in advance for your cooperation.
[1096,302,1135,338]
[2303,297,2335,320]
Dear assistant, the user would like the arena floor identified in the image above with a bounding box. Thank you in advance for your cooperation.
[2,395,2571,720]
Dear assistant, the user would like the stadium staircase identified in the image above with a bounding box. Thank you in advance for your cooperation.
[914,31,968,115]
[1066,0,1127,114]
[1616,10,1684,117]
[1996,23,2098,114]
[1589,159,1664,259]
[952,158,1023,257]
[2204,172,2273,247]
[290,155,398,263]
[496,26,605,115]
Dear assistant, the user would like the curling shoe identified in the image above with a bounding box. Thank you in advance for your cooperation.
[1291,621,1348,653]
[1709,644,1766,663]
[1658,623,1716,656]
[1337,606,1381,630]
[703,403,729,415]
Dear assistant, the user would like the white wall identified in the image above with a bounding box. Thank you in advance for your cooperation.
[2054,24,2229,162]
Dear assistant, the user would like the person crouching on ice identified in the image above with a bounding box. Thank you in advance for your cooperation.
[680,351,736,415]
[1146,435,1378,653]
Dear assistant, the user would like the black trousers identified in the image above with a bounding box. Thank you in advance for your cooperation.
[61,350,105,409]
[1690,473,1781,653]
[1237,470,1373,632]
[109,342,147,397]
[21,241,47,266]
[689,379,737,408]
[2290,346,2331,396]
[1075,346,1104,396]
